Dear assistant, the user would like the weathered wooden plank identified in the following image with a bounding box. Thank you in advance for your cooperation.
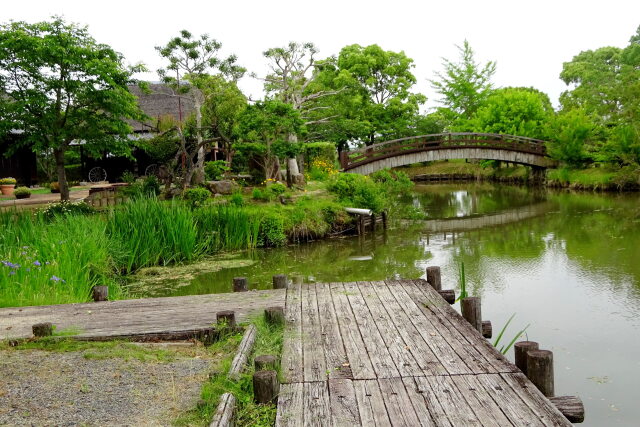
[316,283,351,379]
[378,377,423,426]
[450,374,514,426]
[412,279,516,374]
[373,281,448,376]
[228,324,257,379]
[475,374,545,427]
[304,381,331,427]
[329,282,376,380]
[395,280,485,374]
[281,281,303,383]
[342,282,399,378]
[302,284,327,382]
[329,378,360,425]
[276,382,304,427]
[424,376,482,426]
[355,281,423,377]
[209,392,236,427]
[402,376,448,427]
[353,379,392,426]
[501,373,572,427]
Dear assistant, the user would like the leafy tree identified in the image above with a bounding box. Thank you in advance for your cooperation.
[546,109,594,167]
[464,87,553,139]
[237,100,305,180]
[156,30,244,184]
[431,40,496,124]
[0,17,145,200]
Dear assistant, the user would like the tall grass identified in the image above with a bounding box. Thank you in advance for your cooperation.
[493,313,530,355]
[0,210,120,307]
[107,198,198,272]
[194,205,261,253]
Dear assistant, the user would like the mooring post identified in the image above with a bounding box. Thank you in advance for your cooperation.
[32,322,53,337]
[254,354,278,371]
[232,277,248,292]
[265,306,285,326]
[216,310,236,328]
[437,289,455,304]
[381,210,388,230]
[527,349,554,397]
[514,341,539,376]
[482,320,492,339]
[92,285,108,302]
[371,213,376,232]
[426,266,442,291]
[461,297,482,334]
[359,215,366,237]
[253,370,279,404]
[272,274,288,289]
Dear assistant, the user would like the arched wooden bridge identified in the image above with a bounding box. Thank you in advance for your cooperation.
[339,133,557,174]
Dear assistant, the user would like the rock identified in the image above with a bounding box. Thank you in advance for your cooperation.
[206,180,239,195]
[292,173,305,187]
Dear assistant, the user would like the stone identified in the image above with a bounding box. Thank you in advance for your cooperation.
[207,180,239,195]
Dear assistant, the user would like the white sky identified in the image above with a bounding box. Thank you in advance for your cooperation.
[3,0,639,110]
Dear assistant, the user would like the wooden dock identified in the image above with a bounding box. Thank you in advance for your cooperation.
[275,279,571,426]
[0,289,285,340]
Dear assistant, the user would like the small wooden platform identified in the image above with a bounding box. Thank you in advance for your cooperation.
[0,289,285,340]
[276,280,570,426]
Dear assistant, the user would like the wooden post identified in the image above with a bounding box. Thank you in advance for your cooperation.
[549,396,585,423]
[32,322,53,337]
[216,310,236,328]
[253,370,279,404]
[233,277,248,292]
[255,354,278,371]
[359,215,366,237]
[437,289,455,304]
[482,320,492,339]
[272,274,288,289]
[461,297,482,333]
[92,285,108,302]
[265,306,285,326]
[426,266,441,291]
[514,341,539,376]
[381,210,388,230]
[370,213,376,232]
[527,349,554,397]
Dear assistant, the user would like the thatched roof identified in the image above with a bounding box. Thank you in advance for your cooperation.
[128,83,196,132]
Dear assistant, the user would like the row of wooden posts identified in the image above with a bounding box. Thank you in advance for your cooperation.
[426,266,584,423]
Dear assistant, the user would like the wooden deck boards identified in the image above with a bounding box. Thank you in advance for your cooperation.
[0,289,285,340]
[276,280,570,427]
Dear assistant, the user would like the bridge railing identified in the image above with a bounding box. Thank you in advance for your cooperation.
[340,133,548,170]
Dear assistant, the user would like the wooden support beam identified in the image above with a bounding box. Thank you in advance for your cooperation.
[514,341,539,376]
[426,266,442,291]
[233,277,248,292]
[461,297,482,334]
[210,392,236,427]
[253,370,279,404]
[265,306,285,326]
[92,286,108,302]
[549,396,585,423]
[527,349,554,397]
[437,289,455,304]
[255,355,278,371]
[381,210,388,230]
[32,322,53,337]
[272,274,288,289]
[228,324,257,380]
[216,310,236,328]
[482,320,492,339]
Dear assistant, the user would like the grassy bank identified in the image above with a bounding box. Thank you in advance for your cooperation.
[1,171,411,307]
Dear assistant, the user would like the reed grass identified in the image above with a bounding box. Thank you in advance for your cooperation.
[194,205,261,253]
[493,313,530,355]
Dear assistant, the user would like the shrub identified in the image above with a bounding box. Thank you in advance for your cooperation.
[303,142,337,166]
[258,213,287,247]
[13,187,31,197]
[205,160,230,181]
[182,187,211,209]
[120,171,136,184]
[252,187,267,201]
[306,158,338,181]
[41,201,95,221]
[267,182,287,197]
[230,191,245,207]
[0,177,17,185]
[370,169,413,193]
[326,173,385,213]
[142,175,161,197]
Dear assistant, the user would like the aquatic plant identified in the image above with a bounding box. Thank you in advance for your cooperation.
[493,313,530,355]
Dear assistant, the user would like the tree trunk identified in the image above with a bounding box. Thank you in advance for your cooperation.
[193,97,206,184]
[54,147,69,201]
[287,133,300,175]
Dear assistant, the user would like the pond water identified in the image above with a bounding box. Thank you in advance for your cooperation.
[154,183,640,426]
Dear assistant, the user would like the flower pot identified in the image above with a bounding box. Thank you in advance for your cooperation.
[15,193,31,199]
[0,185,15,196]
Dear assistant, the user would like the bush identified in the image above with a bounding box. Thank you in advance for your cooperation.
[230,191,245,207]
[267,182,287,197]
[326,173,385,213]
[252,187,267,201]
[119,175,161,199]
[303,142,337,166]
[258,213,287,247]
[370,169,413,193]
[306,158,338,181]
[41,201,95,221]
[13,187,31,197]
[182,187,211,209]
[205,160,230,181]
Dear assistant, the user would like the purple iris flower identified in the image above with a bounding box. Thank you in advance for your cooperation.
[33,260,41,266]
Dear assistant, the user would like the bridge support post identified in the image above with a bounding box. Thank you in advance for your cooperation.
[531,166,546,184]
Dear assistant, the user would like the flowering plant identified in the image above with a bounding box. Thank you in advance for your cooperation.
[0,177,17,185]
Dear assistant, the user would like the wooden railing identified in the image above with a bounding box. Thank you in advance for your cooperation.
[340,133,549,170]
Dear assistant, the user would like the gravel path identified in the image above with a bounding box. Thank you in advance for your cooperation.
[0,344,212,426]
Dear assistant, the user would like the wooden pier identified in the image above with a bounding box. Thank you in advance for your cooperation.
[276,279,572,426]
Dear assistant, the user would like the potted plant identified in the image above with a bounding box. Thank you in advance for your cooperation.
[49,182,60,193]
[14,187,32,199]
[0,177,17,196]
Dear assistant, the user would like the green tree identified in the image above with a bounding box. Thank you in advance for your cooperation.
[546,109,594,167]
[156,30,244,184]
[430,40,496,124]
[464,87,553,139]
[0,17,145,200]
[237,100,305,180]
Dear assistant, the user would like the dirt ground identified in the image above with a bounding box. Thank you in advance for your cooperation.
[0,342,215,426]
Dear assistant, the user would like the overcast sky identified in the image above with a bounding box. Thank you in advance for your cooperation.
[3,0,639,110]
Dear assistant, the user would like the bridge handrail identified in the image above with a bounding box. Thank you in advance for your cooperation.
[340,132,549,170]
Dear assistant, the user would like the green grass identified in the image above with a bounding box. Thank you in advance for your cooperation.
[547,167,618,190]
[493,313,530,355]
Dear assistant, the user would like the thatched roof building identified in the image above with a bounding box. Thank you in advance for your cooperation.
[128,83,196,132]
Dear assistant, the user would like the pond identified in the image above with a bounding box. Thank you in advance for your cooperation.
[140,183,640,426]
